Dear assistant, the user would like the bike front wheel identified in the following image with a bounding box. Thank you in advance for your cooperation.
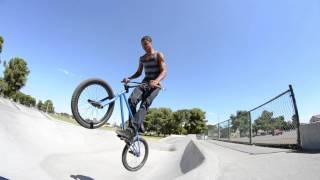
[71,78,115,129]
[122,137,149,171]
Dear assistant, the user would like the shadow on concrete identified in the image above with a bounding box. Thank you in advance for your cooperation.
[288,149,320,154]
[180,141,205,174]
[70,175,95,180]
[0,177,9,180]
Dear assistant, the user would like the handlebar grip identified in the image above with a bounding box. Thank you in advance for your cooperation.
[154,84,162,89]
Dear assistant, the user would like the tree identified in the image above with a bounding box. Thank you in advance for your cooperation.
[252,110,288,135]
[144,108,177,136]
[30,97,36,107]
[37,100,43,111]
[272,116,287,130]
[253,110,273,134]
[10,91,37,107]
[3,58,30,96]
[184,108,207,134]
[144,108,158,133]
[144,108,173,136]
[23,95,35,107]
[252,123,258,135]
[172,109,190,135]
[158,108,173,136]
[11,91,21,102]
[0,78,8,96]
[230,111,250,137]
[0,36,3,54]
[43,100,54,113]
[144,108,162,136]
[144,107,208,136]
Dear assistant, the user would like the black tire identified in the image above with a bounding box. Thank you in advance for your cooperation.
[122,137,149,171]
[71,78,115,129]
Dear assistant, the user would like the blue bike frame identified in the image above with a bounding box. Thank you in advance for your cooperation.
[97,89,141,155]
[98,89,133,130]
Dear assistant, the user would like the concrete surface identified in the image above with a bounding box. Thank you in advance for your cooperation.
[1,96,320,180]
[300,123,320,150]
[198,140,320,180]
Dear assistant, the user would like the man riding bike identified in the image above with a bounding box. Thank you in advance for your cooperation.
[116,35,167,140]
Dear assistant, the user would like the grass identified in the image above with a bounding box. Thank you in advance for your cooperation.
[48,113,79,125]
[48,113,165,140]
[100,125,116,132]
[141,135,165,141]
[48,113,116,132]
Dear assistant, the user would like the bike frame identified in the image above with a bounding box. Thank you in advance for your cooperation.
[96,88,141,155]
[100,89,133,130]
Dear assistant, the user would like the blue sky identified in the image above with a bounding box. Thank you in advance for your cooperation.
[0,0,319,124]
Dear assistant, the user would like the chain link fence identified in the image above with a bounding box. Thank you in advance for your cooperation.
[207,85,301,148]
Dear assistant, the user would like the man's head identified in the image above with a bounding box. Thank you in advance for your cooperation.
[141,35,153,53]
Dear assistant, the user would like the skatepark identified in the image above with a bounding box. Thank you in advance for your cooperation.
[1,96,320,180]
[1,1,320,179]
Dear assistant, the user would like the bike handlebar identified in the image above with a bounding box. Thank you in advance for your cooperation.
[122,81,163,92]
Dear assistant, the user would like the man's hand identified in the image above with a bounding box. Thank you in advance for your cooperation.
[121,78,130,84]
[149,80,159,88]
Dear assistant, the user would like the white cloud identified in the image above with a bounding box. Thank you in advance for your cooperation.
[58,68,80,78]
[58,68,69,75]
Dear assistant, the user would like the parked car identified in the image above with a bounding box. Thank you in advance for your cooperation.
[272,129,283,136]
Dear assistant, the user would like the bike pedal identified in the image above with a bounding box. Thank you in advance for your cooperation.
[117,135,130,142]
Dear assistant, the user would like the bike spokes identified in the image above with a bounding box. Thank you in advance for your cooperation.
[125,141,145,168]
[77,84,109,123]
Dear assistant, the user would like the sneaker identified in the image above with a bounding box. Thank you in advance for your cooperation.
[116,128,135,140]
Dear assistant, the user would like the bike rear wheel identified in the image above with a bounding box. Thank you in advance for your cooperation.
[71,78,115,129]
[122,137,149,171]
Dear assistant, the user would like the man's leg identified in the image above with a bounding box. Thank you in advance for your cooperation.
[133,87,160,132]
[116,86,143,139]
[128,86,143,127]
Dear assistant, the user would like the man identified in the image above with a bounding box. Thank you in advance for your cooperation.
[116,35,167,140]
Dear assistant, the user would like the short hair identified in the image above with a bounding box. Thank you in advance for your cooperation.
[141,35,152,43]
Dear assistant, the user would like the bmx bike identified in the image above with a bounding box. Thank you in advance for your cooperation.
[71,78,161,171]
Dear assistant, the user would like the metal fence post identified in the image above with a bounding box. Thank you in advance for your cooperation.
[218,123,220,140]
[289,84,301,148]
[248,111,252,145]
[228,119,231,140]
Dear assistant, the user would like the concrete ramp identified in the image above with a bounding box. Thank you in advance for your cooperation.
[0,96,17,109]
[0,97,207,180]
[0,97,47,119]
[15,103,48,119]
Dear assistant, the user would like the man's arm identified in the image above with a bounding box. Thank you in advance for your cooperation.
[122,62,143,83]
[128,62,143,80]
[153,52,167,84]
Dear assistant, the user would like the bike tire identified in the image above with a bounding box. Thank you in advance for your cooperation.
[122,137,149,171]
[71,78,115,129]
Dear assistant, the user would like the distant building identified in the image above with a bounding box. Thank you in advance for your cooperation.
[310,114,320,123]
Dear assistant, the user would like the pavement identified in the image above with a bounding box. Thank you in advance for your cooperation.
[1,96,320,180]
